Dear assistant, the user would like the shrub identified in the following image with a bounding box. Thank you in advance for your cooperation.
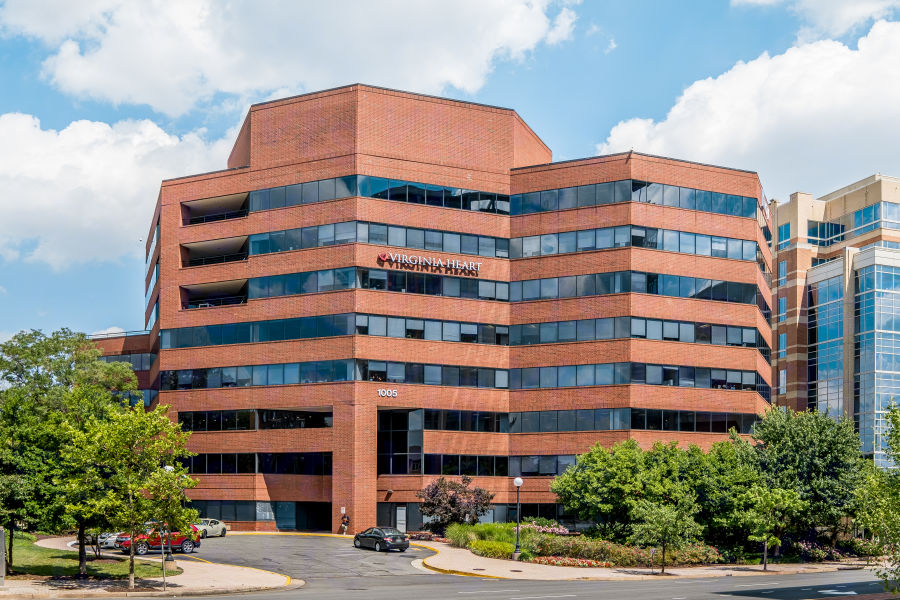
[528,533,721,567]
[470,540,515,559]
[445,523,475,548]
[791,540,847,562]
[530,556,612,568]
[837,538,883,558]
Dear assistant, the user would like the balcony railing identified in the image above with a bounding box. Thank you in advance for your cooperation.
[187,209,249,225]
[186,252,249,267]
[184,295,247,310]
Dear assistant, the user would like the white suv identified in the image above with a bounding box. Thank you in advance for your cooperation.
[195,518,227,538]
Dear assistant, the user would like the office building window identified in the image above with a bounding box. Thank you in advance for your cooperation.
[778,369,786,395]
[778,261,787,286]
[777,223,790,250]
[778,333,786,358]
[778,297,787,322]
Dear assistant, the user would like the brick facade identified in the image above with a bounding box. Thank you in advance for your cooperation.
[104,84,772,533]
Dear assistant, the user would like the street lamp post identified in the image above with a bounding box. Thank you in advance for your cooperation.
[513,477,524,556]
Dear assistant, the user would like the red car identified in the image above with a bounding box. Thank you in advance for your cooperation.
[117,525,201,555]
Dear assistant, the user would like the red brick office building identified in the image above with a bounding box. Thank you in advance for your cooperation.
[99,84,773,532]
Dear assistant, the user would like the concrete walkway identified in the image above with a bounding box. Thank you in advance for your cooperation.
[416,541,872,580]
[0,537,297,598]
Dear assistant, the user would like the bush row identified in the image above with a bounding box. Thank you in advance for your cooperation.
[445,522,722,567]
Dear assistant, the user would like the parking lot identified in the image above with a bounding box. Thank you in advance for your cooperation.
[183,533,433,581]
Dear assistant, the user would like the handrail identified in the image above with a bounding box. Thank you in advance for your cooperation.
[184,296,247,309]
[186,252,248,267]
[90,330,151,339]
[187,209,248,225]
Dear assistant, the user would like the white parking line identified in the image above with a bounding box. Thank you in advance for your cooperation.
[457,591,521,595]
[509,596,577,600]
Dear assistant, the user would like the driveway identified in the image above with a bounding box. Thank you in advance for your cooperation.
[185,533,434,580]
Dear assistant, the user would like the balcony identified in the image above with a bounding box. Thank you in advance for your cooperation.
[182,280,248,310]
[182,192,249,225]
[182,237,249,268]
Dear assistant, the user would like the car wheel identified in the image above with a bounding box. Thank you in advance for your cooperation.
[374,542,382,552]
[135,542,149,556]
[181,540,195,554]
[220,528,226,537]
[201,530,207,539]
[354,538,361,548]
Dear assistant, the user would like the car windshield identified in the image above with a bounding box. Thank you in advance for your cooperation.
[381,528,403,535]
[200,520,210,525]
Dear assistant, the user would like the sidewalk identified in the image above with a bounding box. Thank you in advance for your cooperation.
[415,541,872,581]
[0,537,298,598]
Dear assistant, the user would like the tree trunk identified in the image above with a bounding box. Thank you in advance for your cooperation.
[77,520,87,578]
[128,528,135,590]
[6,522,13,573]
[763,539,768,571]
[660,543,666,575]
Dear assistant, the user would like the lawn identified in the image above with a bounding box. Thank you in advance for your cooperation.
[7,534,182,580]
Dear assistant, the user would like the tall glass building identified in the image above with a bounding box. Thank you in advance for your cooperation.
[771,174,900,466]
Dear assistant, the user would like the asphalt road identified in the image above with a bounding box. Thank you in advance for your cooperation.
[177,534,886,600]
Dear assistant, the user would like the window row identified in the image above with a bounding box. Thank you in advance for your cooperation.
[510,271,761,308]
[99,352,156,371]
[162,313,508,349]
[510,317,769,358]
[510,408,758,434]
[160,311,768,359]
[241,174,761,222]
[184,452,332,475]
[160,360,509,390]
[509,362,765,393]
[511,225,758,263]
[249,220,509,259]
[512,180,758,219]
[248,175,510,214]
[177,410,333,431]
[248,267,509,301]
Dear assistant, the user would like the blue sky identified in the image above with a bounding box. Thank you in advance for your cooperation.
[1,0,899,338]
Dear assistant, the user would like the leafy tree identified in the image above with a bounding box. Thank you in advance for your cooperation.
[855,404,900,592]
[739,485,806,570]
[0,329,134,573]
[67,403,193,589]
[551,439,644,538]
[751,408,865,541]
[629,496,702,574]
[417,475,493,535]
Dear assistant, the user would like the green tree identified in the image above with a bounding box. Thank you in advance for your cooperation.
[0,329,134,573]
[739,485,806,570]
[68,403,193,589]
[855,404,900,592]
[751,408,865,542]
[417,475,493,535]
[629,496,702,574]
[551,439,644,538]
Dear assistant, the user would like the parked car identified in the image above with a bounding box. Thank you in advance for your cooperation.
[118,525,202,555]
[353,527,409,552]
[99,532,121,549]
[195,518,227,538]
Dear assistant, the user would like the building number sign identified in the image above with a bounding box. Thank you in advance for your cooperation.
[377,389,398,397]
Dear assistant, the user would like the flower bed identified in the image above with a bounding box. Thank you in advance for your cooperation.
[529,556,612,568]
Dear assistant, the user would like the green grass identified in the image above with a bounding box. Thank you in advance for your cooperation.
[7,536,182,580]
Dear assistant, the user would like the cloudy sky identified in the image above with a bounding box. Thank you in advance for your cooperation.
[1,0,899,337]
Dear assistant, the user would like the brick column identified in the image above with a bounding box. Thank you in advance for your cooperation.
[331,388,377,534]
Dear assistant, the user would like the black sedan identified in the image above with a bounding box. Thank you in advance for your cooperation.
[354,527,409,552]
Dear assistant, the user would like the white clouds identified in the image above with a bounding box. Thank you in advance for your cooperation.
[0,114,230,269]
[597,20,900,202]
[0,0,577,117]
[91,326,125,336]
[546,7,577,44]
[733,0,900,38]
[604,38,617,54]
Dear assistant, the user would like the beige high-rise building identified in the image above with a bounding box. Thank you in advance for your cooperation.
[771,174,900,466]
